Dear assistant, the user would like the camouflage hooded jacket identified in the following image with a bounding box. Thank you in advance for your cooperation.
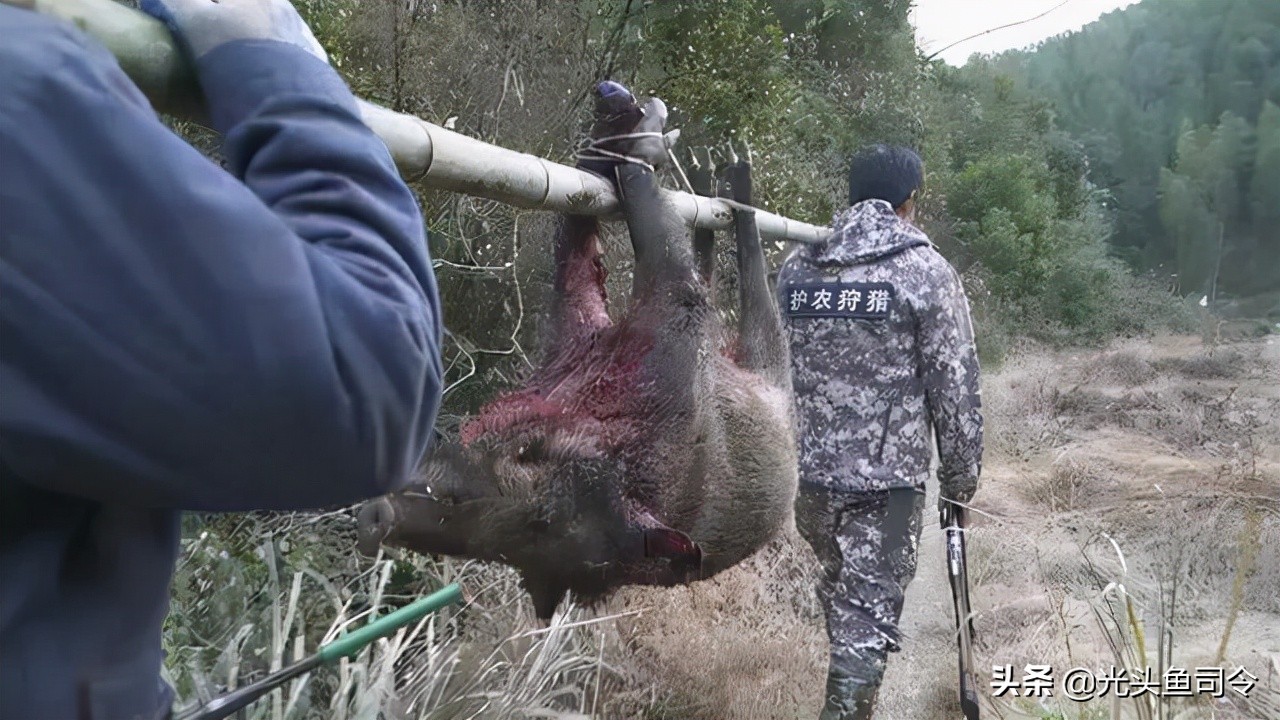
[777,199,983,498]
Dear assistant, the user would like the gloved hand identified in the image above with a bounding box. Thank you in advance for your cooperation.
[140,0,328,62]
[577,80,680,177]
[938,487,974,516]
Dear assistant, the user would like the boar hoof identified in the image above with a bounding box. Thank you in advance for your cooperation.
[356,498,396,557]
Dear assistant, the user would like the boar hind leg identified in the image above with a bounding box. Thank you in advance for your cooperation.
[614,164,710,416]
[688,162,717,286]
[550,214,611,345]
[614,164,698,300]
[722,162,789,388]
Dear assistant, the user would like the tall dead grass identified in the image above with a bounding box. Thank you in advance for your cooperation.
[165,512,656,720]
[165,515,830,720]
[974,337,1280,720]
[163,338,1278,720]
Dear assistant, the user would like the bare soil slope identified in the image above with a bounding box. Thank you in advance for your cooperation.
[609,334,1280,720]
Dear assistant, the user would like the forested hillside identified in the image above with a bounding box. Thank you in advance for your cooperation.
[1004,0,1280,300]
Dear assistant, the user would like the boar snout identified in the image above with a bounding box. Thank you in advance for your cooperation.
[356,497,397,557]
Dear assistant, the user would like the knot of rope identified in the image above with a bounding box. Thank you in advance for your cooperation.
[575,131,665,173]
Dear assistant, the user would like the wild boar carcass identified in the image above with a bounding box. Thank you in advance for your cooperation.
[357,97,796,621]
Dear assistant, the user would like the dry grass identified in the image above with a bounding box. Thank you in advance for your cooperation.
[163,336,1280,720]
[968,336,1280,720]
[608,532,826,720]
[1023,455,1112,513]
[984,357,1070,461]
[164,515,828,720]
[165,514,653,720]
[966,524,1026,588]
[1150,348,1254,380]
[1078,349,1159,387]
[977,508,1280,720]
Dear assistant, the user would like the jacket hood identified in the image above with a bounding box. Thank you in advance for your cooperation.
[801,199,931,266]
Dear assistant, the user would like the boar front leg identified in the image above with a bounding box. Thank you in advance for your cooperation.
[550,214,612,347]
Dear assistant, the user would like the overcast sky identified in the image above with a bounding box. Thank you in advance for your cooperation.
[911,0,1141,66]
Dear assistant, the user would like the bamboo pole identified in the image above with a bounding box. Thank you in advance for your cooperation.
[16,0,832,244]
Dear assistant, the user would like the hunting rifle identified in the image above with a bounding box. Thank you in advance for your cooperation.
[942,503,981,720]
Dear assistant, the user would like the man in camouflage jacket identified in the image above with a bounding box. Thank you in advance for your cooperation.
[778,145,983,720]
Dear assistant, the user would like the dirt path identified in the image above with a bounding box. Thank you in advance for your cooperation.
[891,334,1280,720]
[612,334,1280,720]
[877,483,960,717]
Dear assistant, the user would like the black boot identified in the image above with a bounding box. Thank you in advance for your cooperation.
[819,673,881,720]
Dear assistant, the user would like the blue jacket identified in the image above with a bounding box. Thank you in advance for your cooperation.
[0,6,444,718]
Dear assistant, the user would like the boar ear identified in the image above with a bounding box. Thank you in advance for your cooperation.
[643,527,702,564]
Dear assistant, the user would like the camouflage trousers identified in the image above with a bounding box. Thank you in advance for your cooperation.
[796,483,926,714]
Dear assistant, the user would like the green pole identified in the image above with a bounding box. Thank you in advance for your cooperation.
[177,583,465,720]
[317,583,463,662]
